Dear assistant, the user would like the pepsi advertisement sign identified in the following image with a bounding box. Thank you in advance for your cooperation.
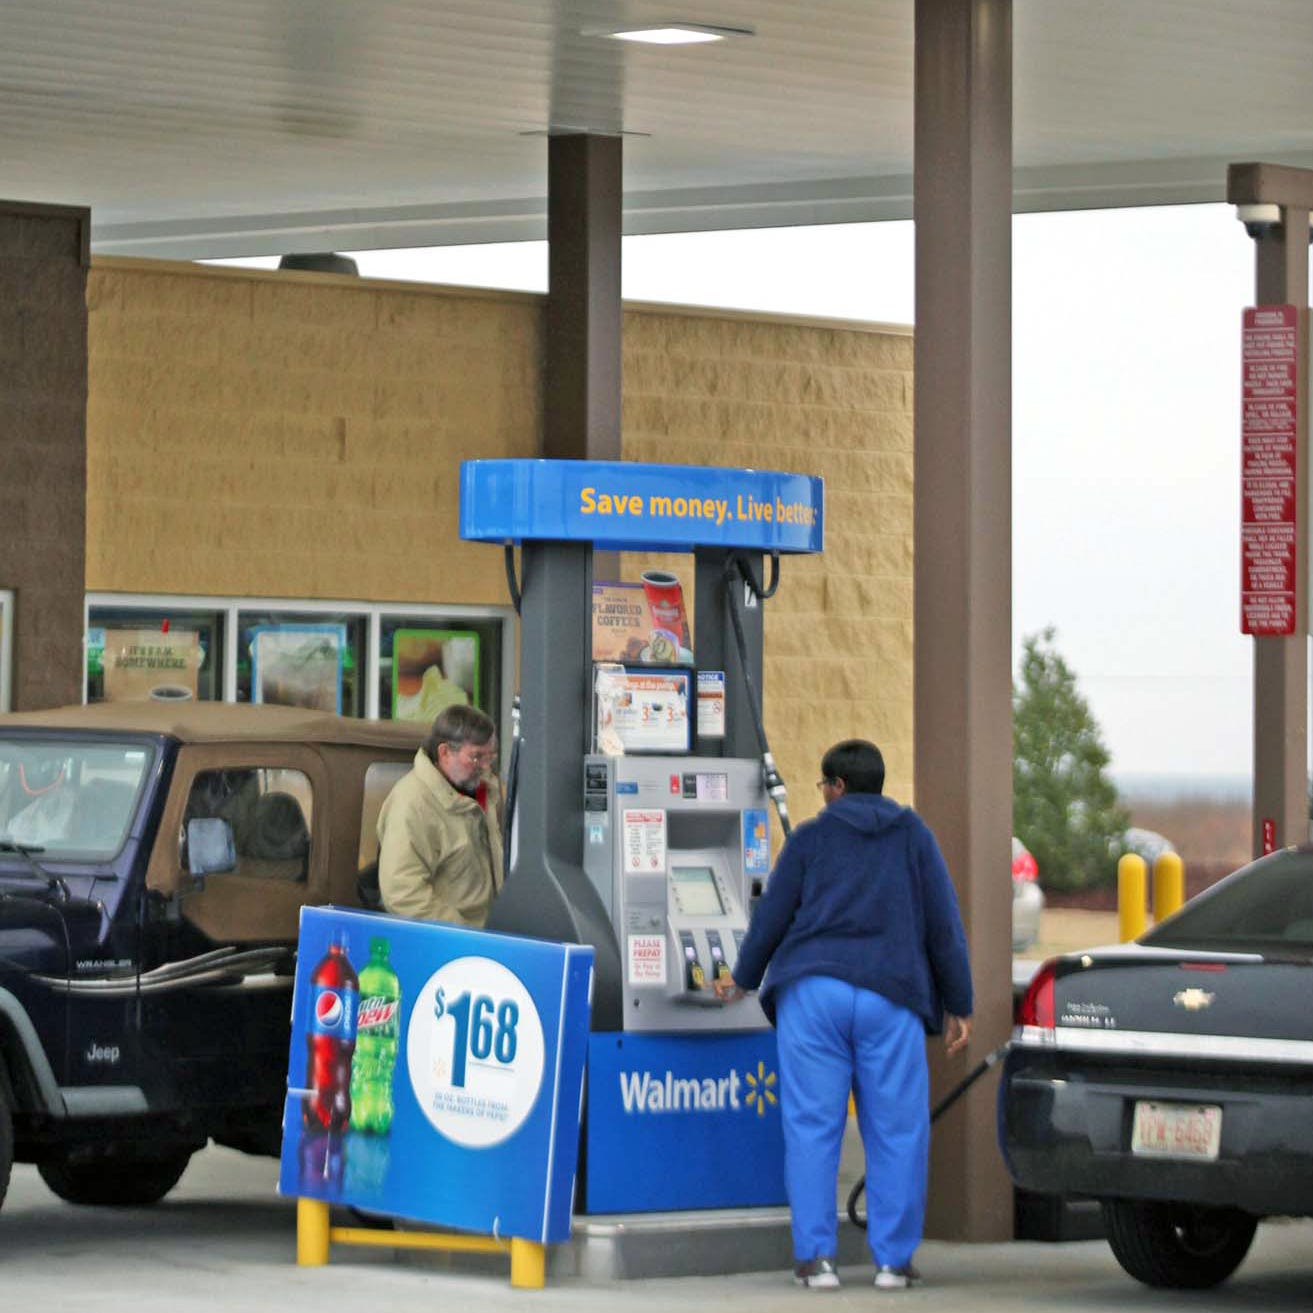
[585,1031,786,1212]
[279,906,593,1244]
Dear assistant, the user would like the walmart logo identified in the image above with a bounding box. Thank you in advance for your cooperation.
[618,1062,778,1116]
[744,1060,778,1117]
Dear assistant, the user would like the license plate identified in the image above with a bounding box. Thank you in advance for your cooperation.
[1131,1101,1221,1160]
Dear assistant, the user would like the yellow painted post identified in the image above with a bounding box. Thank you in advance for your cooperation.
[1117,854,1147,942]
[510,1238,547,1289]
[297,1197,331,1266]
[1153,852,1185,923]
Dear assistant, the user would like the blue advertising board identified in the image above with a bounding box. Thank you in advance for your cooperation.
[585,1031,786,1213]
[279,906,594,1244]
[460,459,824,554]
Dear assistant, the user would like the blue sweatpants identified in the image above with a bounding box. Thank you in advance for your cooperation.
[775,975,929,1268]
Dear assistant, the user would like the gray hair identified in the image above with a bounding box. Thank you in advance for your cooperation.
[421,704,495,762]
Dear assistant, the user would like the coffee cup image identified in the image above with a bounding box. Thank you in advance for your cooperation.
[149,684,193,702]
[640,570,690,644]
[638,628,695,665]
[645,630,679,663]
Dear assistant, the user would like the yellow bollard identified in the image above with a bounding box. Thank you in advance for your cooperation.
[1152,851,1185,923]
[1117,853,1147,942]
[297,1197,331,1266]
[510,1238,547,1289]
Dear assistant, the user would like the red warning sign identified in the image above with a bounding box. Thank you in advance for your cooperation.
[1241,305,1299,636]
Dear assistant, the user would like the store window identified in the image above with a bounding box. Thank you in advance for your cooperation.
[87,606,225,703]
[182,767,313,883]
[84,595,512,743]
[235,611,366,717]
[378,616,503,728]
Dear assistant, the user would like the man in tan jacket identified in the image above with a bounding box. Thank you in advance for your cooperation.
[377,704,503,926]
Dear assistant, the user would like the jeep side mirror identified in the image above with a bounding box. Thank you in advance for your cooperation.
[186,817,236,879]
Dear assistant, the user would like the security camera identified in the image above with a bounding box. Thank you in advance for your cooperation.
[1235,203,1282,240]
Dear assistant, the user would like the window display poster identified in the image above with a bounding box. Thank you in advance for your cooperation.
[392,629,480,723]
[0,590,11,712]
[102,627,202,703]
[252,624,346,714]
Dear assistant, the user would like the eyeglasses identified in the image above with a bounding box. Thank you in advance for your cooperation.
[816,778,832,791]
[448,743,498,769]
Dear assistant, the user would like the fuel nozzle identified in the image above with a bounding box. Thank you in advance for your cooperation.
[762,751,791,835]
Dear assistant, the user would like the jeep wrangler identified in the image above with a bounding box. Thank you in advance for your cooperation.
[0,701,421,1211]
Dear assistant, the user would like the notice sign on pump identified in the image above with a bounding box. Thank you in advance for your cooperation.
[623,809,667,873]
[1241,305,1299,636]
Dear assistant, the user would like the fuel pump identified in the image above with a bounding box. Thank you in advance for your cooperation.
[460,458,824,1213]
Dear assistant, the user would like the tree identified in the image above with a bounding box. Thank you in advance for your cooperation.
[1013,628,1129,891]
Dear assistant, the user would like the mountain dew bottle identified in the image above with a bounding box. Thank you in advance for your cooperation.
[349,937,401,1135]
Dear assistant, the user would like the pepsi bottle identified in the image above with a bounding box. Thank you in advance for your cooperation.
[302,931,358,1132]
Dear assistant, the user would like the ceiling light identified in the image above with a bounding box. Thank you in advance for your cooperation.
[585,22,754,45]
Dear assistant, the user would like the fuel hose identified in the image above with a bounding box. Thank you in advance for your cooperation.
[845,1041,1011,1228]
[723,552,791,838]
[501,694,521,884]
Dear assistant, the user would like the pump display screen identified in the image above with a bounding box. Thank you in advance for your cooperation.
[670,865,725,916]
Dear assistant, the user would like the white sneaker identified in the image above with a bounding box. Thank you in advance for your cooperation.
[874,1263,922,1290]
[793,1257,841,1290]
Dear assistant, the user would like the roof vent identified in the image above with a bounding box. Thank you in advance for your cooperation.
[277,252,359,276]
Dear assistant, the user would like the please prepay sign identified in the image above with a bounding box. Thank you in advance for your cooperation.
[1241,305,1300,636]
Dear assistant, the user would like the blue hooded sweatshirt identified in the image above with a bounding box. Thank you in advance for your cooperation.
[732,792,973,1033]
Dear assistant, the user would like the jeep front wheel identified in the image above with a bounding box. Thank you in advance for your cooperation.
[38,1149,192,1207]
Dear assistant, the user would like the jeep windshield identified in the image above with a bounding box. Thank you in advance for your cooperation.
[0,739,151,862]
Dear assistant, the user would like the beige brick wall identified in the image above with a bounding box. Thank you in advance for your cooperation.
[87,259,541,606]
[85,261,914,822]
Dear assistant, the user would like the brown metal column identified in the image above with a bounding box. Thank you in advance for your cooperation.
[545,132,622,462]
[1227,163,1312,856]
[0,201,89,711]
[913,0,1014,1242]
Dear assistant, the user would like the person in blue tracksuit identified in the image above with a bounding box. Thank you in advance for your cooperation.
[716,739,973,1292]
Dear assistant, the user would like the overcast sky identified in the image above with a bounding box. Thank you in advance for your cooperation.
[221,203,1270,780]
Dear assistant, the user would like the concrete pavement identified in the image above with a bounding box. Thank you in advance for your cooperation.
[2,1146,1309,1313]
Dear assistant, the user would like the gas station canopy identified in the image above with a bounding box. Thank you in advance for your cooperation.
[3,0,1311,258]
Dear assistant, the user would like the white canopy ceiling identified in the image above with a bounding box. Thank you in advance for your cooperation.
[3,0,1311,257]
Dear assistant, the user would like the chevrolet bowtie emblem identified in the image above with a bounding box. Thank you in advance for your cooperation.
[1173,988,1215,1011]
